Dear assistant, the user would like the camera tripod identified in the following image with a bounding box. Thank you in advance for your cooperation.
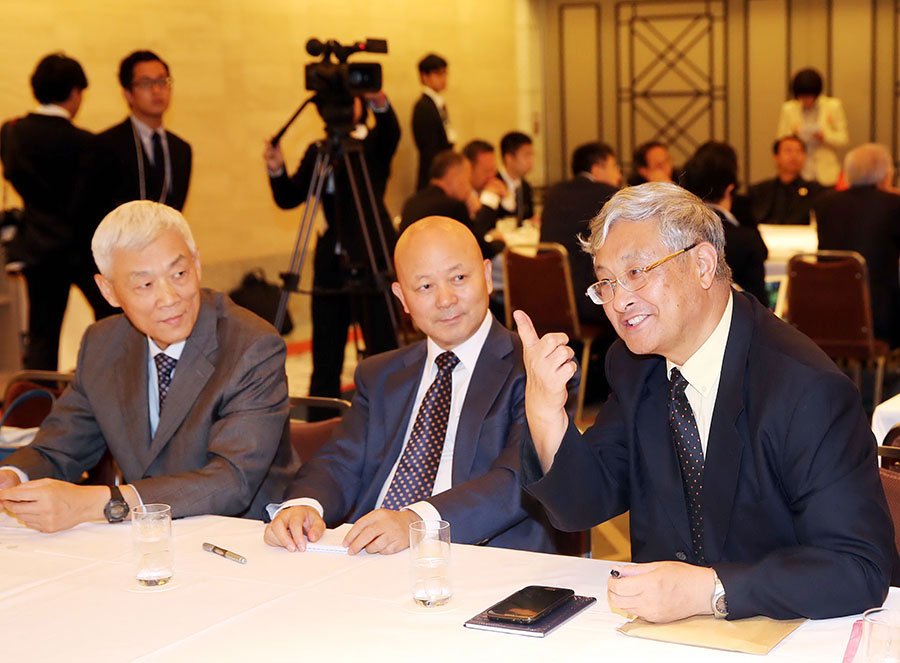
[273,127,405,352]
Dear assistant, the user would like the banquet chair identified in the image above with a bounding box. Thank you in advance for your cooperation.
[784,251,888,405]
[502,242,606,424]
[289,396,351,464]
[0,370,72,428]
[878,446,900,558]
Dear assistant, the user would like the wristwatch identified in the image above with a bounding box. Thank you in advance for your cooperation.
[711,571,728,619]
[104,485,129,523]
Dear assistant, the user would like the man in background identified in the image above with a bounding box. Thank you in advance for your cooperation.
[627,140,674,186]
[748,135,824,225]
[462,139,508,221]
[412,53,455,191]
[1,53,114,370]
[496,132,535,223]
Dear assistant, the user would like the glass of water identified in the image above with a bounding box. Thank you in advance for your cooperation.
[862,608,900,662]
[132,504,174,586]
[409,519,451,607]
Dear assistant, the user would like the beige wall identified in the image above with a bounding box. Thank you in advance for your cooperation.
[0,0,544,272]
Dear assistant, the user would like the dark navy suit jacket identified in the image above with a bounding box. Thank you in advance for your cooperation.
[523,290,894,619]
[284,317,558,552]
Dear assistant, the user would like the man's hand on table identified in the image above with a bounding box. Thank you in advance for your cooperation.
[513,310,576,472]
[264,505,326,552]
[607,561,716,623]
[0,479,111,533]
[342,508,419,555]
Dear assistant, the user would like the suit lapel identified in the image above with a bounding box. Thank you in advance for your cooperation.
[355,344,425,511]
[113,324,152,478]
[452,320,511,484]
[635,362,694,552]
[142,294,217,474]
[702,292,751,562]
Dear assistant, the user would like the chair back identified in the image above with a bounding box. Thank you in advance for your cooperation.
[784,251,876,360]
[879,467,900,560]
[1,371,73,428]
[288,396,351,464]
[503,243,580,338]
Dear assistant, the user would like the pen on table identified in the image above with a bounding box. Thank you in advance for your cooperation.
[202,542,247,564]
[610,569,620,578]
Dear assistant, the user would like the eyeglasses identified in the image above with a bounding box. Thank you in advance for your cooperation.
[586,242,699,305]
[132,76,173,91]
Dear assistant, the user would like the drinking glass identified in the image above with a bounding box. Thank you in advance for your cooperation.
[861,607,900,663]
[132,504,173,586]
[409,520,451,607]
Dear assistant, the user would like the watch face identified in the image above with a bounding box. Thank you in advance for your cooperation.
[716,595,728,615]
[109,503,129,520]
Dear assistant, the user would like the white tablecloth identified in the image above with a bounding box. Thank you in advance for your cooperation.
[0,513,885,662]
[873,392,900,443]
[758,223,818,278]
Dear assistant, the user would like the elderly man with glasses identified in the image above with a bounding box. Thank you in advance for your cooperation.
[514,182,895,623]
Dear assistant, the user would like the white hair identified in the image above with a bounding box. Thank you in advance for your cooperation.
[581,181,732,281]
[91,201,197,278]
[844,143,894,188]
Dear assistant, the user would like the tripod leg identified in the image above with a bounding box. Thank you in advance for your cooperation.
[275,150,332,331]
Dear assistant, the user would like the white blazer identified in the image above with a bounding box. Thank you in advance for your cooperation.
[776,96,849,186]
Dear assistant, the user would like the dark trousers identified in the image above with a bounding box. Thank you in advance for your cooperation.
[22,260,117,370]
[308,238,397,400]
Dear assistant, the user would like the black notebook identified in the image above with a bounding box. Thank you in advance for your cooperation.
[463,595,597,638]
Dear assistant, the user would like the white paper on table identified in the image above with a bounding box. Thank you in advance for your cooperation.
[305,523,368,555]
[0,427,39,448]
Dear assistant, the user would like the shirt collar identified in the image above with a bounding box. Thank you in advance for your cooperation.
[498,166,521,189]
[148,337,186,361]
[130,114,165,141]
[707,202,739,227]
[424,309,493,376]
[34,104,71,119]
[666,291,733,397]
[422,86,445,110]
[577,172,596,182]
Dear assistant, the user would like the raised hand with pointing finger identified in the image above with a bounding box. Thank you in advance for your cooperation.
[512,309,577,472]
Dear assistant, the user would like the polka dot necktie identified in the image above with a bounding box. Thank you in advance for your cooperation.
[382,351,459,511]
[154,353,177,412]
[668,368,706,564]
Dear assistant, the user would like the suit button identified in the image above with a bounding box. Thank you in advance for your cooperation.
[676,551,687,561]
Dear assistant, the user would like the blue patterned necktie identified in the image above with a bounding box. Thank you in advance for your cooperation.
[154,353,177,411]
[668,368,706,564]
[381,351,460,510]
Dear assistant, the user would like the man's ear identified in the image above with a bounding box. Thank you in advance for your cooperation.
[693,243,719,289]
[391,282,409,313]
[483,259,493,296]
[193,249,202,282]
[94,273,121,309]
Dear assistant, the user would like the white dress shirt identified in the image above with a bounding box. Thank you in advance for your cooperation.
[269,310,494,523]
[130,115,172,197]
[665,292,734,457]
[497,166,521,216]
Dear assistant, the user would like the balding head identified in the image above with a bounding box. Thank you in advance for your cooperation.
[844,143,894,188]
[392,216,492,350]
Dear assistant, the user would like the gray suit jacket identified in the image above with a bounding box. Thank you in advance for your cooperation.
[3,290,299,520]
[284,317,558,552]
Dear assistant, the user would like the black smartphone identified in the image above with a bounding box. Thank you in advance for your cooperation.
[485,585,575,624]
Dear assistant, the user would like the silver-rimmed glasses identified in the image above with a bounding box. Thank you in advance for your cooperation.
[586,241,699,305]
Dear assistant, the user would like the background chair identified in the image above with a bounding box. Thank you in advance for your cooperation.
[784,251,888,405]
[0,370,73,428]
[877,445,900,563]
[289,396,351,464]
[502,242,606,423]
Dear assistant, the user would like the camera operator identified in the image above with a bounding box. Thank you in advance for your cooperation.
[263,91,400,401]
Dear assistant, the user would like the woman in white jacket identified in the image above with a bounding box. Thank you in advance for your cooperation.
[776,68,848,186]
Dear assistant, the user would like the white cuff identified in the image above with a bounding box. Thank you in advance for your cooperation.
[0,466,28,484]
[267,166,285,178]
[404,500,442,524]
[479,191,500,209]
[266,497,325,521]
[126,483,144,506]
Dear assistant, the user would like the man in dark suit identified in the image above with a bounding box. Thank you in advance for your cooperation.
[0,53,115,371]
[412,53,454,191]
[627,140,674,186]
[77,51,192,244]
[497,132,535,222]
[815,143,900,347]
[400,150,501,258]
[680,141,769,304]
[515,182,893,622]
[748,136,824,225]
[0,201,298,532]
[264,217,558,555]
[264,93,401,401]
[541,141,621,326]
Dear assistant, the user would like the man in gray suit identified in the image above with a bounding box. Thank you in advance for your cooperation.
[264,216,557,555]
[0,201,298,532]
